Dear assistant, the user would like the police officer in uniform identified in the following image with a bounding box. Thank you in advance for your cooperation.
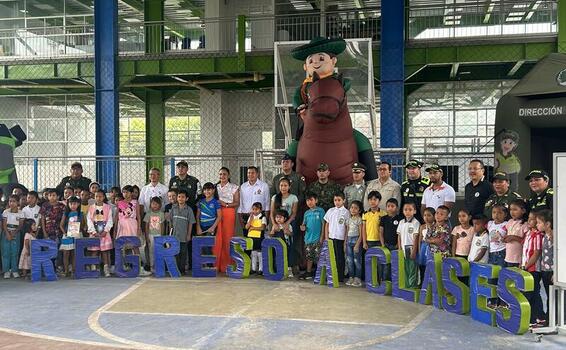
[483,172,522,219]
[56,162,92,197]
[400,159,430,222]
[343,162,366,207]
[525,169,553,211]
[306,163,342,212]
[169,160,201,210]
[271,154,306,200]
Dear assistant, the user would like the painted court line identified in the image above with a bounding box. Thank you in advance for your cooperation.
[87,279,189,350]
[102,309,402,328]
[336,308,433,350]
[0,326,134,349]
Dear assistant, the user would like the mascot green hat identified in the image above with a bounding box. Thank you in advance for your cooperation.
[291,37,347,61]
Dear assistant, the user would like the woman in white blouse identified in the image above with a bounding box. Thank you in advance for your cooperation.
[214,167,240,273]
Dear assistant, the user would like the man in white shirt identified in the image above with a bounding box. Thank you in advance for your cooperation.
[421,164,456,216]
[364,161,401,211]
[138,168,169,213]
[238,166,270,233]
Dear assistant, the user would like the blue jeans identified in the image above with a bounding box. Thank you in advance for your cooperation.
[345,236,362,279]
[488,249,506,267]
[1,232,20,273]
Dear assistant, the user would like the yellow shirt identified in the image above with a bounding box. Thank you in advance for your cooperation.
[247,215,266,238]
[362,209,386,242]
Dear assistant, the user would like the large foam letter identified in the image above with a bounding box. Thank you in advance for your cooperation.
[74,238,101,279]
[262,238,288,281]
[192,236,217,277]
[442,257,470,315]
[470,262,501,326]
[227,237,252,279]
[114,236,141,278]
[154,236,180,278]
[31,239,58,282]
[391,249,419,302]
[496,267,534,335]
[314,240,339,288]
[419,253,443,308]
[365,246,391,295]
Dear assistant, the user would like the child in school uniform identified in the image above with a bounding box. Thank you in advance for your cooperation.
[245,202,267,275]
[324,193,350,283]
[468,215,489,264]
[397,202,421,289]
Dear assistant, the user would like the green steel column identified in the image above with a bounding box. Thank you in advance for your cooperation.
[144,0,165,54]
[145,90,166,173]
[132,88,177,177]
[559,0,566,53]
[237,15,246,71]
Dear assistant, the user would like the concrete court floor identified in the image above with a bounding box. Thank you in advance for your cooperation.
[0,276,565,350]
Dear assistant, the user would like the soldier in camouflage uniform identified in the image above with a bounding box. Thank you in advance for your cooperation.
[169,160,201,210]
[271,154,306,201]
[400,159,430,223]
[343,162,366,208]
[306,163,342,212]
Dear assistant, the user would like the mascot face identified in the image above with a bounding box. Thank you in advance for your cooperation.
[303,52,337,79]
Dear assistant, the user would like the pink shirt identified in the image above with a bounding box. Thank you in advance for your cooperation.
[451,225,475,256]
[505,219,527,264]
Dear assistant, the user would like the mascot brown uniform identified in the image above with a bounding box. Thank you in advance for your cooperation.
[287,37,377,185]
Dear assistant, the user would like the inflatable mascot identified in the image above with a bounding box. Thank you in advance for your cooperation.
[287,37,377,185]
[0,124,27,196]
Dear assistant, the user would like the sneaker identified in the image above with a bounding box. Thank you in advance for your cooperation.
[287,268,293,278]
[12,272,20,278]
[353,277,362,287]
[104,265,111,277]
[139,269,152,277]
[298,272,307,280]
[257,271,263,276]
[305,271,313,280]
[345,277,354,286]
[3,272,10,279]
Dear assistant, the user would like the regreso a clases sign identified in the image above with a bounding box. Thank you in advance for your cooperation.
[30,237,533,335]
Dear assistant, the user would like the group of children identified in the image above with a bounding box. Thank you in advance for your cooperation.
[0,178,556,328]
[0,181,225,279]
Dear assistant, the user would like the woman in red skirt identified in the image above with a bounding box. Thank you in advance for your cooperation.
[214,167,240,273]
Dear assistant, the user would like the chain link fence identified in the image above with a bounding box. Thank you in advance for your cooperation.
[407,80,513,192]
[13,155,256,192]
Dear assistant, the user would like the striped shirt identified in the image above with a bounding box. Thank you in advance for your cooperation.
[522,229,542,272]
